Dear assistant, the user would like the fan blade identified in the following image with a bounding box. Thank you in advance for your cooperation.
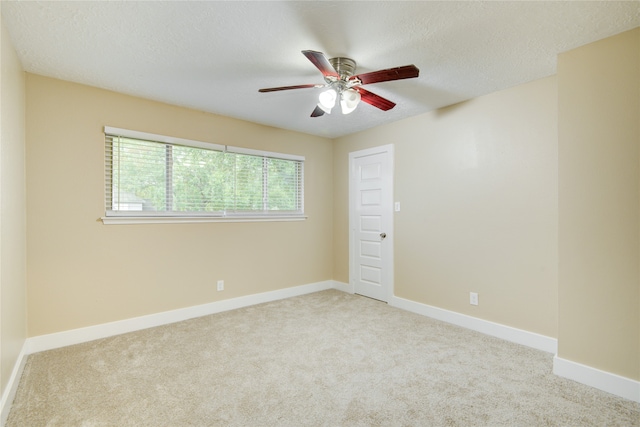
[302,50,339,78]
[259,84,320,93]
[311,105,325,117]
[350,65,419,85]
[358,88,396,111]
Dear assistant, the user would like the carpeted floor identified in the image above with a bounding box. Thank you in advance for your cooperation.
[7,290,640,426]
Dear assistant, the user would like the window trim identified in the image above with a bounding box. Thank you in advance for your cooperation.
[100,215,307,225]
[101,126,306,224]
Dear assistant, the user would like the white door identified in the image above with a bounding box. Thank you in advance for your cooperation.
[349,145,393,302]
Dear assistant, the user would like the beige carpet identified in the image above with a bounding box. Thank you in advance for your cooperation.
[7,290,640,426]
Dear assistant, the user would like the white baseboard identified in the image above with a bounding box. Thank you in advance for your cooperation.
[0,341,28,427]
[389,295,640,403]
[553,355,640,403]
[11,281,638,423]
[330,280,354,294]
[27,280,334,354]
[389,295,558,354]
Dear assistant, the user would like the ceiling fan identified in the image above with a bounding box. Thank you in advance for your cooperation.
[259,50,420,117]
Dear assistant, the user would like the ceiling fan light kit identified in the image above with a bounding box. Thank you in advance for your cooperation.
[318,88,337,114]
[340,88,361,114]
[259,50,419,117]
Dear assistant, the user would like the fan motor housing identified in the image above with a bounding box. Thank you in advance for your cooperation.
[329,57,356,80]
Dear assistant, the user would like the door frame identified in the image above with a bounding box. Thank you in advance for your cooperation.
[348,144,394,302]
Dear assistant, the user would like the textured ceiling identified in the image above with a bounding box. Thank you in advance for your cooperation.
[2,1,639,138]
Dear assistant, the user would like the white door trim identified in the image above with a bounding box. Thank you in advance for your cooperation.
[349,144,394,302]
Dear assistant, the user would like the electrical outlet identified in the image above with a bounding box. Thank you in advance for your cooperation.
[217,280,224,291]
[470,292,479,306]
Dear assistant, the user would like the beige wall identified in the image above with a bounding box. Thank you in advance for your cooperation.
[335,77,559,338]
[0,15,27,396]
[25,74,333,336]
[558,28,640,380]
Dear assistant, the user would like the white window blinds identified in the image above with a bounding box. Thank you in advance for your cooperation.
[104,127,304,218]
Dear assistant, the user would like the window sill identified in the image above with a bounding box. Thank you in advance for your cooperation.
[100,215,307,225]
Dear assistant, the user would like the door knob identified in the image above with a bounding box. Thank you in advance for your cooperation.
[380,232,387,240]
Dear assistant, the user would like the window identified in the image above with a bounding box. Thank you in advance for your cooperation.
[104,127,304,223]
